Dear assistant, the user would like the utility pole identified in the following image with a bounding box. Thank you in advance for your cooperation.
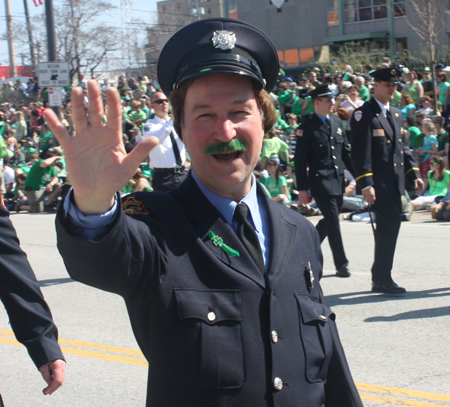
[23,0,37,77]
[44,0,61,140]
[4,0,17,77]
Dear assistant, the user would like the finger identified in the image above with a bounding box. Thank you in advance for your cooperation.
[70,86,89,134]
[43,109,71,148]
[86,80,104,127]
[122,136,159,176]
[104,86,122,132]
[40,360,66,396]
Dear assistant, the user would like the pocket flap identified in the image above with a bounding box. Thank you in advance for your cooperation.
[175,288,242,324]
[295,294,335,324]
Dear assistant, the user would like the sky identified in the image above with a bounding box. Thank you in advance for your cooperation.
[0,0,159,68]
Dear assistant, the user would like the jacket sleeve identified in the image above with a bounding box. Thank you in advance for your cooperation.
[0,204,64,369]
[350,105,374,189]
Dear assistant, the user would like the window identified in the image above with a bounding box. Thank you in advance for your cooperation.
[327,0,339,26]
[396,37,408,57]
[344,0,388,23]
[284,49,299,67]
[299,48,314,66]
[393,0,406,17]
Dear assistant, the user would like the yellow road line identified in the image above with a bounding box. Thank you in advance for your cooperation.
[356,383,450,403]
[360,393,448,407]
[1,330,450,404]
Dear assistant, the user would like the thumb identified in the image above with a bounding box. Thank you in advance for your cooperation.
[122,136,159,174]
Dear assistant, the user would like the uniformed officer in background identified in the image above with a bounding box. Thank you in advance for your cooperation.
[295,85,354,278]
[350,68,423,294]
[45,18,363,407]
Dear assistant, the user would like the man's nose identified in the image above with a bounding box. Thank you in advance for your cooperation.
[214,115,236,142]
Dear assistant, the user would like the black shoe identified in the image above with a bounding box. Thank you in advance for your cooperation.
[336,266,351,277]
[372,281,406,294]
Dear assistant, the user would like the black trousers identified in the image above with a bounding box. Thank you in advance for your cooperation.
[314,195,349,270]
[152,170,188,193]
[371,194,402,283]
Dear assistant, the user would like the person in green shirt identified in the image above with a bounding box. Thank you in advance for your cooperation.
[24,150,62,213]
[38,124,53,152]
[355,76,370,102]
[260,128,290,167]
[405,117,421,149]
[129,100,147,128]
[265,158,291,203]
[300,95,315,118]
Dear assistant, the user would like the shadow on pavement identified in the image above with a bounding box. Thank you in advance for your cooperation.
[39,277,74,287]
[364,306,450,322]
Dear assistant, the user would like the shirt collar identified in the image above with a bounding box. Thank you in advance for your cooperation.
[373,96,390,115]
[191,171,262,233]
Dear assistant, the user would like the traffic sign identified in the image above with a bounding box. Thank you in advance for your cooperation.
[48,87,63,107]
[38,62,70,87]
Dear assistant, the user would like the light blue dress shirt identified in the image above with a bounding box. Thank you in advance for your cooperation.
[64,172,271,271]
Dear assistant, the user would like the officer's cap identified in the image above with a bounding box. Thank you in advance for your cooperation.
[157,18,279,96]
[369,67,401,83]
[308,84,334,99]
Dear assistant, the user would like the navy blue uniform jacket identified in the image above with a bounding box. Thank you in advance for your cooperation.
[55,173,362,407]
[0,203,64,369]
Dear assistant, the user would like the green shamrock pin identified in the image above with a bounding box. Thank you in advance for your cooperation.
[208,231,240,257]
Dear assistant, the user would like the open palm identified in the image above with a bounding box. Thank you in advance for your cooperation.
[44,80,158,214]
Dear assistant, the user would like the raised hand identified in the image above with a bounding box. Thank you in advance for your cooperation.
[44,80,158,215]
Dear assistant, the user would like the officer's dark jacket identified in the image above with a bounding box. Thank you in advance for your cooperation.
[0,203,64,368]
[56,174,363,407]
[294,114,353,197]
[350,98,420,195]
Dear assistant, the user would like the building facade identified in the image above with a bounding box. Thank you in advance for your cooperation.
[237,0,450,71]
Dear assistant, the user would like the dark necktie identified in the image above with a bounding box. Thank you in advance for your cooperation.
[233,203,265,275]
[169,130,182,166]
[325,117,331,132]
[386,110,396,135]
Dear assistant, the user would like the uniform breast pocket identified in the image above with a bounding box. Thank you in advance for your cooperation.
[295,294,335,383]
[173,288,244,389]
[312,135,330,159]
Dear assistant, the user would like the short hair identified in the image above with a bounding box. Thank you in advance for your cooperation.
[430,115,444,127]
[169,78,277,138]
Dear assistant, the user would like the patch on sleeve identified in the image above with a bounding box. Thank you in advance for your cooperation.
[373,129,385,137]
[296,129,303,137]
[122,196,149,215]
[354,111,363,122]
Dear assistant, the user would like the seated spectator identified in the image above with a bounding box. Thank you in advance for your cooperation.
[417,96,434,116]
[2,157,15,198]
[405,116,421,149]
[264,158,291,204]
[416,120,438,183]
[433,199,450,221]
[260,128,290,168]
[400,94,416,119]
[23,149,62,213]
[411,156,449,210]
[10,142,27,166]
[430,116,449,159]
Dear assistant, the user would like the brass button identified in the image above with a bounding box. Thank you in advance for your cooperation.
[335,165,338,169]
[331,146,335,149]
[401,151,404,154]
[387,140,391,144]
[333,156,336,160]
[401,162,404,166]
[273,377,283,390]
[394,163,397,167]
[399,139,402,142]
[320,315,327,320]
[271,330,279,343]
[207,312,216,322]
[330,136,333,139]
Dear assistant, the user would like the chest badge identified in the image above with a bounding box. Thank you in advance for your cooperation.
[354,111,363,122]
[212,31,236,50]
[395,112,399,117]
[337,128,342,135]
[304,262,314,291]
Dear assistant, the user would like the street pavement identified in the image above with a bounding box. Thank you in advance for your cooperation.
[0,210,449,406]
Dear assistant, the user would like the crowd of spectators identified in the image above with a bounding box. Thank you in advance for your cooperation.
[1,64,449,222]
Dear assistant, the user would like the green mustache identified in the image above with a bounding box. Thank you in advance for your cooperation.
[204,139,248,155]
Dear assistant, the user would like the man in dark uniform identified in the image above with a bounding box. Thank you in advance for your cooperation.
[350,68,423,294]
[295,85,353,278]
[0,200,65,404]
[44,19,362,407]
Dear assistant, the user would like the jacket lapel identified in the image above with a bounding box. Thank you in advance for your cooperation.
[171,173,266,288]
[263,192,297,283]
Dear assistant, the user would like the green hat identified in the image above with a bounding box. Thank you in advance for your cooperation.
[19,164,30,173]
[28,147,36,154]
[423,67,431,72]
[141,169,152,178]
[122,96,131,101]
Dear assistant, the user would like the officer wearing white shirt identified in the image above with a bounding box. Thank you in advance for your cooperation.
[141,91,187,191]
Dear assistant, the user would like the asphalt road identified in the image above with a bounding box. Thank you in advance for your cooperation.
[0,210,449,406]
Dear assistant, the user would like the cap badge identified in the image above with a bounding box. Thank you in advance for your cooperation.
[391,69,396,75]
[212,30,236,50]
